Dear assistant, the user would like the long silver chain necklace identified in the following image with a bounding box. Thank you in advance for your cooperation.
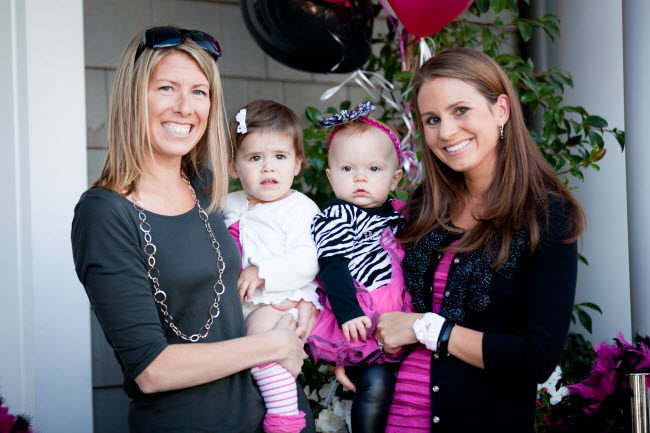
[133,174,225,342]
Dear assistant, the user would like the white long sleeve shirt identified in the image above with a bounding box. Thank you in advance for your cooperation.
[225,190,321,308]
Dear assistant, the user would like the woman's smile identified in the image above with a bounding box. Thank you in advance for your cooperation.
[161,122,192,135]
[445,138,473,154]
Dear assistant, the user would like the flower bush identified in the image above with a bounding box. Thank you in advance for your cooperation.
[538,335,650,432]
[299,360,354,433]
[0,395,33,433]
[535,366,569,431]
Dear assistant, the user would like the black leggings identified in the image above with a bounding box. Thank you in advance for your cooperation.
[346,363,399,433]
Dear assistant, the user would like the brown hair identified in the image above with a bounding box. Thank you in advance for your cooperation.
[326,118,401,168]
[399,47,586,266]
[228,100,304,161]
[95,27,229,212]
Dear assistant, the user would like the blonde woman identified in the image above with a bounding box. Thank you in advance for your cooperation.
[72,26,316,433]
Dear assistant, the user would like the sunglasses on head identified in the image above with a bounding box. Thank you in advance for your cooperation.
[134,26,221,63]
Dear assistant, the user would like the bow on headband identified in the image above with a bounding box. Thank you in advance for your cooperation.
[318,102,403,166]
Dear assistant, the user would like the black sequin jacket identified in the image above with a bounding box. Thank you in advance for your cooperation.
[401,196,578,433]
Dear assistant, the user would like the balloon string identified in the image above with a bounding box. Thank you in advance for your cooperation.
[399,33,409,72]
[375,0,411,73]
[376,0,399,33]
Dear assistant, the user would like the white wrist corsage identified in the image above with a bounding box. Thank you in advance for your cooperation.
[412,312,446,351]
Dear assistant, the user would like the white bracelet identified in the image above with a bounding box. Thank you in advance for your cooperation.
[412,312,446,351]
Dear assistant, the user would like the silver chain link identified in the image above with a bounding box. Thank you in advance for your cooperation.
[133,175,225,342]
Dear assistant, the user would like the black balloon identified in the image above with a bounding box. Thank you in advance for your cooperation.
[241,0,373,74]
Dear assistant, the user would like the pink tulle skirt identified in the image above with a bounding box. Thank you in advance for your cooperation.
[306,228,410,366]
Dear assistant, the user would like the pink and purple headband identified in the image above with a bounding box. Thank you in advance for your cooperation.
[318,102,403,166]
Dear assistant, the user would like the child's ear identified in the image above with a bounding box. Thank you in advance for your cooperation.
[294,156,303,176]
[391,169,402,190]
[228,161,239,179]
[325,167,332,183]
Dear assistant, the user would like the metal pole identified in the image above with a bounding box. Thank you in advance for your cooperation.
[629,373,650,433]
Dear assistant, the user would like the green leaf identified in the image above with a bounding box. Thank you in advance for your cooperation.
[577,302,603,315]
[591,147,607,162]
[583,115,608,129]
[588,130,605,149]
[520,92,537,103]
[578,254,589,266]
[303,128,327,141]
[339,100,351,111]
[394,71,413,83]
[517,21,532,42]
[614,130,625,150]
[550,68,574,87]
[570,119,582,135]
[571,169,585,182]
[304,106,322,125]
[309,155,325,172]
[566,135,582,146]
[492,0,507,14]
[474,0,490,13]
[506,0,519,14]
[481,27,495,51]
[564,105,588,116]
[494,53,522,65]
[576,308,593,334]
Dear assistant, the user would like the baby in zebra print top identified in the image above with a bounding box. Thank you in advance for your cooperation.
[305,104,410,433]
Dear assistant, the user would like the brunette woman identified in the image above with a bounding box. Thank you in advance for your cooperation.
[374,47,585,432]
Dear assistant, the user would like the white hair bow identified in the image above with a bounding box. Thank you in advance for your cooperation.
[236,108,247,134]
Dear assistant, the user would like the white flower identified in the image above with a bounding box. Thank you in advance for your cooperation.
[537,365,568,405]
[318,382,333,400]
[549,384,569,405]
[315,408,348,433]
[331,397,352,431]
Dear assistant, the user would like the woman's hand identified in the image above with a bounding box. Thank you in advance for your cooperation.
[374,312,424,354]
[341,316,372,342]
[271,313,306,377]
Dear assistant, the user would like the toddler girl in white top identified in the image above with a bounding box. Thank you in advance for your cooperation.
[225,100,320,433]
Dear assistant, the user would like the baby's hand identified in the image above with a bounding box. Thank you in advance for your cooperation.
[238,265,265,302]
[341,316,372,343]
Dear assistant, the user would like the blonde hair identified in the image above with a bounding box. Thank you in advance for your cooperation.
[95,27,229,212]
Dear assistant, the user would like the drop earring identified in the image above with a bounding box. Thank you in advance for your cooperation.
[500,124,504,141]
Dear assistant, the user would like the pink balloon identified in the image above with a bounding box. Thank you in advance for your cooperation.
[387,0,474,37]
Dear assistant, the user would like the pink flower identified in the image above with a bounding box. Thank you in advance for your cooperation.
[0,405,17,433]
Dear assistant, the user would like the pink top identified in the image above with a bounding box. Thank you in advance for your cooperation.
[432,249,456,314]
[385,247,457,432]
